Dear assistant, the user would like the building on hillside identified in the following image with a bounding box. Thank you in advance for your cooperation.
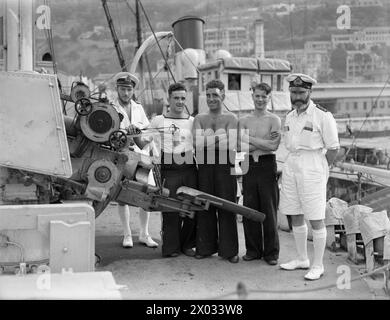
[265,49,306,74]
[204,26,253,58]
[205,7,261,28]
[263,3,295,16]
[331,27,390,49]
[346,50,385,82]
[344,0,383,7]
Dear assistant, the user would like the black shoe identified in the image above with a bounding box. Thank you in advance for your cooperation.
[183,248,196,257]
[228,255,239,263]
[242,255,260,261]
[163,252,180,258]
[265,259,278,265]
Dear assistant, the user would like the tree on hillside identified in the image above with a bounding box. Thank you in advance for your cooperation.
[67,50,81,62]
[84,62,99,78]
[371,45,390,65]
[330,45,347,72]
[68,28,79,42]
[330,45,347,80]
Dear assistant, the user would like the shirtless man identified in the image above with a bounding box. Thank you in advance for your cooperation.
[192,79,239,263]
[238,82,281,265]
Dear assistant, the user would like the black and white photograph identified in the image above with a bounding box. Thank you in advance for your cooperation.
[0,0,389,306]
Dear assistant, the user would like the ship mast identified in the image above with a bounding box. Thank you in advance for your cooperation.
[101,0,127,71]
[5,0,34,71]
[135,0,143,80]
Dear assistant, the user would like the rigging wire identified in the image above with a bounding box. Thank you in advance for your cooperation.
[135,65,165,99]
[43,0,57,75]
[123,0,136,17]
[115,0,124,47]
[144,54,155,106]
[137,0,176,83]
[172,37,201,73]
[338,73,390,164]
[140,12,156,107]
[287,0,297,70]
[351,75,390,139]
[172,36,232,113]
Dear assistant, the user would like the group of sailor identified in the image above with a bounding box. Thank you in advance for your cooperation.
[108,70,339,281]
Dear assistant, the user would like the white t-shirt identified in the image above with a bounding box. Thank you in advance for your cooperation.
[149,115,194,156]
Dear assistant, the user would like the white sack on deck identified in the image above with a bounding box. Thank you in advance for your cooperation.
[359,210,390,259]
[325,197,348,226]
[342,205,373,235]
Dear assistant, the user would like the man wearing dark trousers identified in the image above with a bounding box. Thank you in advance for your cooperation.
[238,82,281,265]
[149,82,197,258]
[192,79,239,263]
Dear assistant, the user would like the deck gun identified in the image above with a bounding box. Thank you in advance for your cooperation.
[0,71,265,223]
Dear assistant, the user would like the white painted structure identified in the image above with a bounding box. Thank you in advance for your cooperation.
[197,56,292,115]
[311,82,390,117]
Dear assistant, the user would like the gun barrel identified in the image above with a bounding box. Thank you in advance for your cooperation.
[176,187,266,223]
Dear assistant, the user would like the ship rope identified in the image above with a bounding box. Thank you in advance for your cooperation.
[135,66,165,99]
[123,0,136,16]
[141,17,156,105]
[339,73,390,164]
[137,0,176,83]
[288,0,298,71]
[43,0,57,75]
[115,0,124,40]
[206,262,390,299]
[172,37,233,113]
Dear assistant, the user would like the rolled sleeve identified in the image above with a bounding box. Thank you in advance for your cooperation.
[322,112,340,150]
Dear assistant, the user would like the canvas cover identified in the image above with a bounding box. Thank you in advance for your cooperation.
[325,197,348,226]
[342,204,373,235]
[198,57,291,72]
[0,71,72,177]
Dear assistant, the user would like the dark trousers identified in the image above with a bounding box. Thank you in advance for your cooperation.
[160,163,197,257]
[242,154,279,260]
[196,162,238,258]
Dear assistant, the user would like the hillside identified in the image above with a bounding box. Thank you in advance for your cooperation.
[39,0,390,78]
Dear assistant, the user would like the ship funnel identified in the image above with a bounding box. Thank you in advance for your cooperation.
[172,16,205,52]
[172,16,206,115]
[172,16,206,81]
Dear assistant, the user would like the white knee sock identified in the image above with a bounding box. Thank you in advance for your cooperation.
[292,224,308,261]
[118,205,132,237]
[312,227,327,268]
[139,208,150,238]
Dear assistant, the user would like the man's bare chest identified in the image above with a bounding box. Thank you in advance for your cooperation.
[201,116,230,131]
[245,117,272,137]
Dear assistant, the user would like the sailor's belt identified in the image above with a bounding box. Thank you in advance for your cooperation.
[289,149,323,156]
[249,154,276,163]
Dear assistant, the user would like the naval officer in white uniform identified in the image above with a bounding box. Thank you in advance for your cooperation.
[111,72,158,249]
[279,73,340,280]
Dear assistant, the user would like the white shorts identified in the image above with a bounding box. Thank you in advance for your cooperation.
[279,150,329,220]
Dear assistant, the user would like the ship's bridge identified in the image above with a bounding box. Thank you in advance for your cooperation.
[197,57,292,115]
